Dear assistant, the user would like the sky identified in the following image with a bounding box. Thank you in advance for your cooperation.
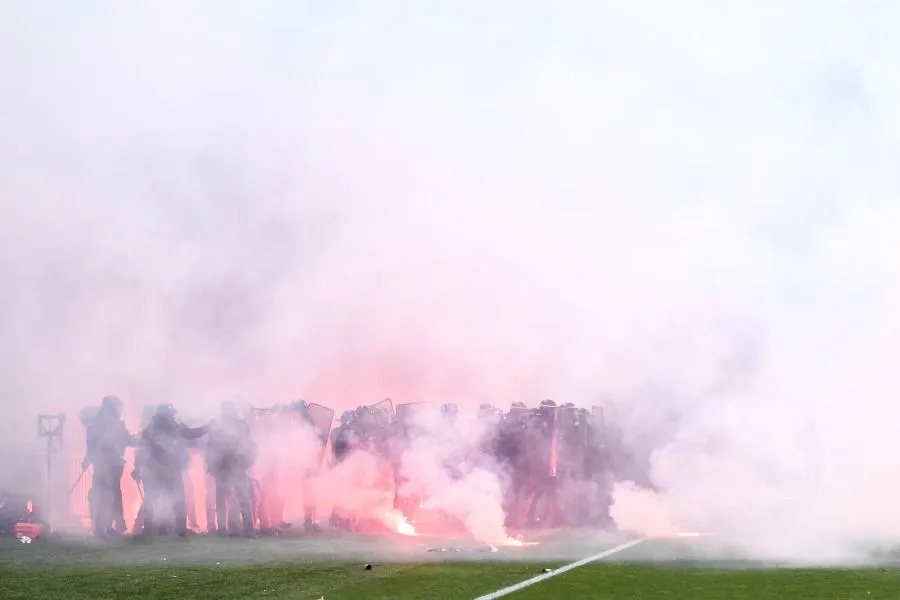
[2,0,900,559]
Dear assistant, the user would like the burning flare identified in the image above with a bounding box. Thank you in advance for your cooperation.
[502,538,539,547]
[382,509,418,536]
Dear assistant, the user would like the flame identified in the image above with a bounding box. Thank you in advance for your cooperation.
[396,520,417,536]
[502,537,539,547]
[382,509,418,536]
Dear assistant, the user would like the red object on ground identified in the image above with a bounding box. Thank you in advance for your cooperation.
[13,522,41,539]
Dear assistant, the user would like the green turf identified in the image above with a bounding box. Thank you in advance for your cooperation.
[0,562,542,600]
[4,561,900,599]
[511,564,900,599]
[3,536,900,599]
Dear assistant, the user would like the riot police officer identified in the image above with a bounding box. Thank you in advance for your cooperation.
[83,395,135,538]
[134,404,207,537]
[206,400,256,536]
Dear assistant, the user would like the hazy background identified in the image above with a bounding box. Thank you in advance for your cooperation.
[2,0,900,561]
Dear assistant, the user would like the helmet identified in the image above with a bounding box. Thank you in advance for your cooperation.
[478,403,494,417]
[156,403,177,418]
[101,395,121,408]
[479,404,501,421]
[100,395,123,418]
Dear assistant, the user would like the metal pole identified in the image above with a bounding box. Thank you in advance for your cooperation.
[46,437,52,525]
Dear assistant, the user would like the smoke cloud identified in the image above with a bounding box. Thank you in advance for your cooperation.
[3,0,900,562]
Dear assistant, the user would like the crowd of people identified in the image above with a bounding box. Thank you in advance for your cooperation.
[79,394,649,540]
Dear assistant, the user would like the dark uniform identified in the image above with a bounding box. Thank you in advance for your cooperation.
[134,404,207,536]
[83,395,135,538]
[498,402,531,527]
[292,400,324,531]
[330,411,355,464]
[205,401,256,536]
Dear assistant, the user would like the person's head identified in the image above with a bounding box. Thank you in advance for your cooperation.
[156,403,177,420]
[100,395,123,419]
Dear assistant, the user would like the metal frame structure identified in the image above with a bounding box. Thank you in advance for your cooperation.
[37,413,66,531]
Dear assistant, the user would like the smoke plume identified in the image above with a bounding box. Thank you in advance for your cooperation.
[3,0,900,562]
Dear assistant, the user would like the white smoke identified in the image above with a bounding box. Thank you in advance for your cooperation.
[3,0,900,562]
[392,407,513,544]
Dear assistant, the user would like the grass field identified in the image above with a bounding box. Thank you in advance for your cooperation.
[2,531,900,599]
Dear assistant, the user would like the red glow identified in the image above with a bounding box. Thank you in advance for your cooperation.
[67,404,535,547]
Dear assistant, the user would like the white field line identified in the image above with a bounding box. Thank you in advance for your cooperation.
[471,536,650,600]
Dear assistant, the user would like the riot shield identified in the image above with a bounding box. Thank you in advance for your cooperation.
[591,406,606,434]
[548,406,561,478]
[307,403,335,444]
[557,405,584,447]
[508,404,533,417]
[575,408,591,447]
[374,398,395,420]
[395,402,431,422]
[250,406,274,424]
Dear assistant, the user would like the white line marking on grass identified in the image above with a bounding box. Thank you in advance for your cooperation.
[472,536,650,600]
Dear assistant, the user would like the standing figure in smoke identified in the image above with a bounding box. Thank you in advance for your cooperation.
[555,403,589,526]
[206,400,257,537]
[131,405,160,535]
[82,395,135,538]
[498,401,530,527]
[251,406,284,535]
[521,399,563,529]
[292,400,325,532]
[331,411,355,465]
[327,410,357,531]
[438,402,470,505]
[133,404,208,537]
